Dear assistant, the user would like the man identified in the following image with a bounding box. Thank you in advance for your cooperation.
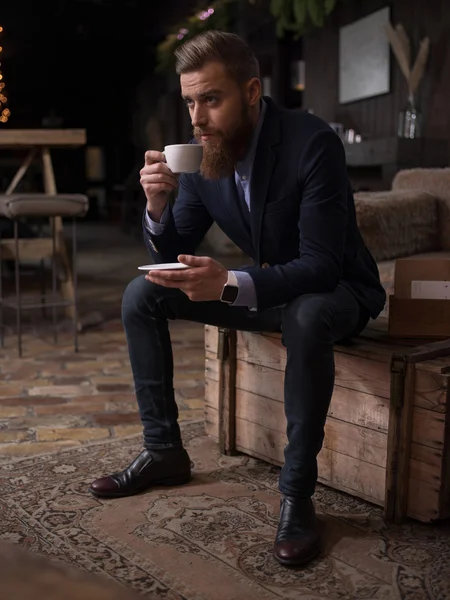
[90,30,386,567]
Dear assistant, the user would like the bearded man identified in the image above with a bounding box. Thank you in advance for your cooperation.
[89,30,385,567]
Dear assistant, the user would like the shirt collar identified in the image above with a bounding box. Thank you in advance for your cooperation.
[235,98,267,179]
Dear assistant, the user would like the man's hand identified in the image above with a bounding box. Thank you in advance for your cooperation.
[140,150,178,221]
[145,255,228,302]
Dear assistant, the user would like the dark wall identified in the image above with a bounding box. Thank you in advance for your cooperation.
[0,0,198,197]
[303,0,450,141]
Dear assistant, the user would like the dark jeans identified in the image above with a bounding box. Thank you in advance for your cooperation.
[121,276,365,497]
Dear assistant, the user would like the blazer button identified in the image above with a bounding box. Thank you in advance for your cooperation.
[261,262,270,268]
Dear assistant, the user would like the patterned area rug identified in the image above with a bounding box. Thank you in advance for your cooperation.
[1,421,449,600]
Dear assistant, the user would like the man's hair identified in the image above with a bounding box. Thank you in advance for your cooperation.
[174,30,260,84]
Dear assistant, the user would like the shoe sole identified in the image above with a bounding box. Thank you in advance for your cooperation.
[88,474,192,499]
[273,546,321,567]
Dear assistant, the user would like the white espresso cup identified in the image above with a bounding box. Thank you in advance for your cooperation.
[163,144,203,174]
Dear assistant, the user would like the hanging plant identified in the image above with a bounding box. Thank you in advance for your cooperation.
[270,0,338,38]
[156,0,341,72]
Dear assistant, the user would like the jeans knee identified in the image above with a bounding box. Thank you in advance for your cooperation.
[122,275,159,324]
[282,294,332,341]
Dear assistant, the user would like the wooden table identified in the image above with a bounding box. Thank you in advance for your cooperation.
[0,129,87,319]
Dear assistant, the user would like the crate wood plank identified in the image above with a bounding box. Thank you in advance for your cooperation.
[234,388,387,468]
[205,380,443,488]
[207,351,389,431]
[233,330,449,411]
[232,387,438,476]
[216,328,237,455]
[385,358,415,523]
[207,364,445,459]
[204,403,219,441]
[232,359,445,451]
[249,328,450,374]
[234,417,385,504]
[205,404,440,521]
[205,352,220,381]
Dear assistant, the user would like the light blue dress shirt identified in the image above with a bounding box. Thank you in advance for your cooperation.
[144,99,268,309]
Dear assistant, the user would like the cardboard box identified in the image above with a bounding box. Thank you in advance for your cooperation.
[389,257,450,338]
[394,257,450,299]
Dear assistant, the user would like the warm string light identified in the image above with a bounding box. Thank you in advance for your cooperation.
[0,25,9,123]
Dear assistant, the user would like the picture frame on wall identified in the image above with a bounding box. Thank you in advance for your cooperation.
[339,6,391,104]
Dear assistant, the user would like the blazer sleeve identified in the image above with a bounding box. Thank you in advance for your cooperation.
[243,130,349,310]
[143,173,214,263]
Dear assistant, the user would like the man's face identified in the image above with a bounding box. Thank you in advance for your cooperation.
[180,61,260,179]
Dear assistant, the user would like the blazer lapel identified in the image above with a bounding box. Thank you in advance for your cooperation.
[250,98,282,263]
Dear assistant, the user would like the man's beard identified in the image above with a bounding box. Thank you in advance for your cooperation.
[194,104,254,180]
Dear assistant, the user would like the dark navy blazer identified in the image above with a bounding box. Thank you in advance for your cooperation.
[144,97,386,318]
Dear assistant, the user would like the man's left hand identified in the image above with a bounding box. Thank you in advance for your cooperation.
[145,255,228,302]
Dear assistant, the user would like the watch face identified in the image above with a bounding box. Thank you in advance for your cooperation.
[222,284,239,303]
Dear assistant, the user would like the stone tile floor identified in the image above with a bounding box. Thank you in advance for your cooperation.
[0,320,205,461]
[0,223,233,463]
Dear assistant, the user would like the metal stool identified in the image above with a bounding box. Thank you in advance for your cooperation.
[0,194,89,356]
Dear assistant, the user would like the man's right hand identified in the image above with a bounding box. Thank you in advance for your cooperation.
[140,150,178,222]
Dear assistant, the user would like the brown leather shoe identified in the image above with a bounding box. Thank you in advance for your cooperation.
[273,496,320,566]
[88,447,191,498]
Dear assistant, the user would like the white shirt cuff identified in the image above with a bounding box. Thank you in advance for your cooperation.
[144,203,169,235]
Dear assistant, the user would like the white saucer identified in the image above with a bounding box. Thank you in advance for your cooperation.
[138,263,190,271]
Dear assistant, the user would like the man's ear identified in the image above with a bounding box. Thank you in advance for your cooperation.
[245,77,261,106]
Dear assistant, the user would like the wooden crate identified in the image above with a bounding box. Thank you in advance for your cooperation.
[204,323,450,523]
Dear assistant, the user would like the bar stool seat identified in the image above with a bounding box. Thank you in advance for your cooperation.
[0,193,88,219]
[0,193,89,356]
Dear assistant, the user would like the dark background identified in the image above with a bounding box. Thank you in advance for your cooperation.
[0,0,199,188]
[1,0,449,217]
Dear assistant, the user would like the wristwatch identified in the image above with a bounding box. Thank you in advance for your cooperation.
[220,271,239,304]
